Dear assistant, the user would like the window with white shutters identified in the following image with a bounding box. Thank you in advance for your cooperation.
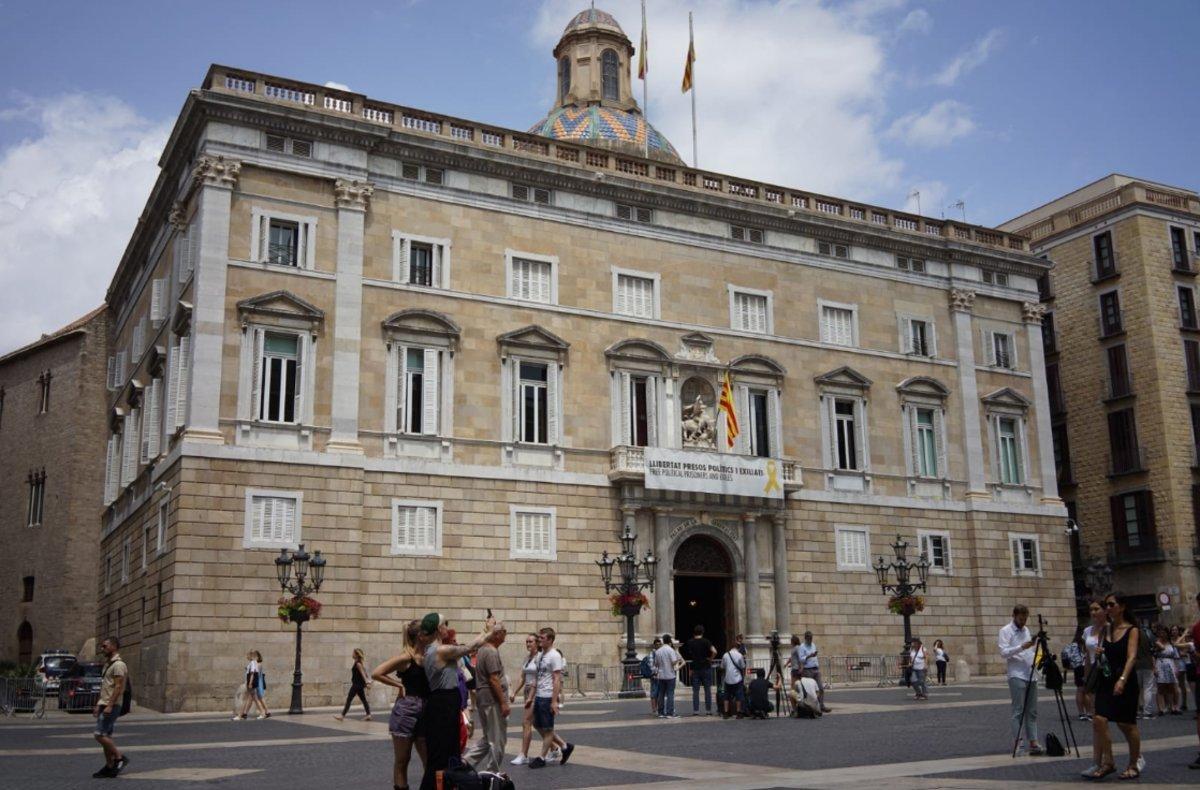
[1010,534,1040,575]
[731,290,770,333]
[391,500,442,555]
[255,332,302,424]
[903,318,933,356]
[396,346,440,435]
[150,279,167,325]
[615,273,656,318]
[156,500,168,556]
[132,321,144,360]
[141,379,162,462]
[392,232,450,288]
[244,491,301,549]
[835,527,868,570]
[509,256,553,304]
[107,357,116,390]
[618,372,658,447]
[104,434,121,504]
[821,304,856,346]
[510,506,556,560]
[173,335,191,430]
[115,351,128,387]
[251,210,317,269]
[174,220,200,292]
[120,410,139,487]
[919,532,951,573]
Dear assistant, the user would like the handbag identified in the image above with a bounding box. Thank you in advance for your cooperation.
[1083,662,1102,694]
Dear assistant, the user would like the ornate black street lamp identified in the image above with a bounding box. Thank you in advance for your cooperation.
[873,535,930,664]
[274,544,326,714]
[596,523,657,698]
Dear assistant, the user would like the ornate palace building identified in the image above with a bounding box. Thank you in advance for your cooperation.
[1002,175,1200,621]
[97,8,1072,710]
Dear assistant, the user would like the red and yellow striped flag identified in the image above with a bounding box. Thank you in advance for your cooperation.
[681,30,695,92]
[719,371,739,449]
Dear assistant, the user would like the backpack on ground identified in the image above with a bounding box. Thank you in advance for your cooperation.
[442,760,482,790]
[1044,732,1065,757]
[478,772,516,790]
[639,655,654,679]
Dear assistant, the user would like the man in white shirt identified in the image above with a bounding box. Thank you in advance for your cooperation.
[789,674,823,718]
[998,604,1043,755]
[528,627,574,769]
[720,643,747,719]
[653,634,684,718]
[787,631,830,713]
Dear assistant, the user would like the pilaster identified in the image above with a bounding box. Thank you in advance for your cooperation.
[183,155,240,444]
[771,509,790,637]
[950,288,988,499]
[743,512,761,637]
[326,179,373,454]
[653,507,671,635]
[1022,302,1061,504]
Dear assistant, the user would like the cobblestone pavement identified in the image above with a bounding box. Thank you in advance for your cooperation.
[1,680,1197,788]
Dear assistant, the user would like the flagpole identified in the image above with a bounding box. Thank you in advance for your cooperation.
[641,0,649,158]
[689,12,698,168]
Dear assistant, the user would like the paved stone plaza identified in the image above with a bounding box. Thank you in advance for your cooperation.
[2,679,1197,788]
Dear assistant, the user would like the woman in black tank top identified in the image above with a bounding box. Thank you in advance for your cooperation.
[334,648,371,721]
[371,621,429,790]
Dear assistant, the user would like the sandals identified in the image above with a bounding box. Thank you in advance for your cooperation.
[1086,765,1116,780]
[1118,765,1140,781]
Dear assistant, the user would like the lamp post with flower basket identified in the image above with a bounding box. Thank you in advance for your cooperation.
[596,522,657,698]
[274,544,327,714]
[873,535,931,682]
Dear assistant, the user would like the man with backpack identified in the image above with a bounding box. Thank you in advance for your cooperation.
[92,636,129,778]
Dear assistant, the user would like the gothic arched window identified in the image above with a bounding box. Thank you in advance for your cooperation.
[558,56,571,100]
[601,49,619,101]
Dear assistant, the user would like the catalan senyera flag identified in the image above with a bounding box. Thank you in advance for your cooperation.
[719,371,739,449]
[681,23,695,92]
[638,0,648,80]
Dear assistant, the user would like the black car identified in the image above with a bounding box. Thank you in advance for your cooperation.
[58,662,104,712]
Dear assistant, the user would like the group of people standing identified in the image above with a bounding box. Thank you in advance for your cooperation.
[369,615,574,790]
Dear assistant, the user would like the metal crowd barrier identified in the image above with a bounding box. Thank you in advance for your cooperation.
[570,663,616,699]
[0,677,51,718]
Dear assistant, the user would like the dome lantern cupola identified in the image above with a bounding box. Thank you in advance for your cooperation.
[529,7,683,165]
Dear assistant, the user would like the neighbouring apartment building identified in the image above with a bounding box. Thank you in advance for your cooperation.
[1002,175,1200,622]
[0,307,107,665]
[97,7,1073,711]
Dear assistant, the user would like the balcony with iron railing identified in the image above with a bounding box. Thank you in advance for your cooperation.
[266,242,297,267]
[1106,446,1148,478]
[202,65,1039,256]
[1173,252,1198,276]
[1099,309,1125,338]
[609,445,802,491]
[1101,373,1134,402]
[1106,536,1165,567]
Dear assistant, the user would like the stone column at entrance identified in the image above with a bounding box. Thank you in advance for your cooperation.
[743,513,761,637]
[949,288,988,498]
[771,510,790,636]
[327,179,373,454]
[653,507,671,635]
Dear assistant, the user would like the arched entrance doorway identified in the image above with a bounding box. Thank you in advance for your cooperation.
[672,535,734,654]
[17,621,32,666]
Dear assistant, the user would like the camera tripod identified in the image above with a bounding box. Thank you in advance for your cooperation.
[767,632,791,717]
[1012,615,1079,758]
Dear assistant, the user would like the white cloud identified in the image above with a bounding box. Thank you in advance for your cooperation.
[897,8,932,35]
[0,94,169,353]
[887,100,975,147]
[324,81,351,91]
[932,28,1003,86]
[903,180,948,217]
[532,0,904,201]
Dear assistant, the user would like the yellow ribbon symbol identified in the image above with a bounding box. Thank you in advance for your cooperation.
[763,460,782,495]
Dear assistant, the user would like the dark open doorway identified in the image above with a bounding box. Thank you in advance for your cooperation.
[672,535,734,655]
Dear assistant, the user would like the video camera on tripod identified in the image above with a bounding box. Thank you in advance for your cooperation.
[1012,614,1077,758]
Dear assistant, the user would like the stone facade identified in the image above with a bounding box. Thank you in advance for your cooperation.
[1001,175,1200,621]
[94,13,1073,712]
[0,307,107,664]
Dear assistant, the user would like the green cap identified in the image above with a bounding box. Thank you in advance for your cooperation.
[420,613,443,635]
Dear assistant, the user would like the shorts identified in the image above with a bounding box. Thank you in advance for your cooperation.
[1073,665,1086,688]
[649,678,660,699]
[533,696,555,730]
[388,695,426,739]
[94,708,119,737]
[724,681,746,703]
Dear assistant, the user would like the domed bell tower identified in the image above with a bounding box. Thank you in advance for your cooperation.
[554,8,637,113]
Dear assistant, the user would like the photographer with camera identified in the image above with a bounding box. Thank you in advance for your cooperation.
[785,631,830,714]
[998,604,1043,756]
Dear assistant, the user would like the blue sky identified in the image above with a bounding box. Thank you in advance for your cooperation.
[1,0,1198,348]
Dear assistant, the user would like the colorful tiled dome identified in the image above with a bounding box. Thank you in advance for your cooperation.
[529,105,683,165]
[564,8,624,34]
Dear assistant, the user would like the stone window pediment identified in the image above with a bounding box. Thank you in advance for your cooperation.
[605,338,671,374]
[383,308,461,351]
[814,366,872,393]
[497,325,569,363]
[896,376,950,402]
[237,290,324,334]
[981,387,1030,414]
[676,332,719,365]
[730,354,786,386]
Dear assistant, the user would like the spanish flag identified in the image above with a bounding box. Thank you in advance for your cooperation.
[719,371,739,449]
[638,0,648,80]
[681,22,695,93]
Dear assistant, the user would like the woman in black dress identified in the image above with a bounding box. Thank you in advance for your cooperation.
[1087,591,1142,781]
[334,648,371,721]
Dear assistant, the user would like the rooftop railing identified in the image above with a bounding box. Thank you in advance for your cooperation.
[203,65,1035,255]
